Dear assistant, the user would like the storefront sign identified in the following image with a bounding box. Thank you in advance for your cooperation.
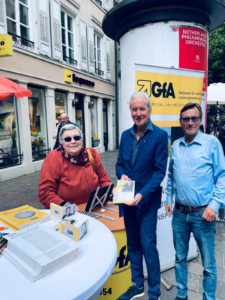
[64,69,95,87]
[0,34,13,57]
[135,64,204,127]
[73,74,95,87]
[64,69,73,83]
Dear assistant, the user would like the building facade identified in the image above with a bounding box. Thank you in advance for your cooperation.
[0,0,116,182]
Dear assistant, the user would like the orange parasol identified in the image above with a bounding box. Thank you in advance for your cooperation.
[0,76,32,101]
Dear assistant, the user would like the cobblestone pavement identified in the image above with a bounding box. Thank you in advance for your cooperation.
[0,150,224,300]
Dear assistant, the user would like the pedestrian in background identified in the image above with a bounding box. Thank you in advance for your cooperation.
[53,114,63,140]
[166,102,225,300]
[53,113,77,150]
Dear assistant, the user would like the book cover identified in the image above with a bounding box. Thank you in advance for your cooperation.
[113,180,135,204]
[0,205,50,230]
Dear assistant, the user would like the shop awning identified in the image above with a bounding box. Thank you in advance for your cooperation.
[0,76,32,101]
[208,83,225,104]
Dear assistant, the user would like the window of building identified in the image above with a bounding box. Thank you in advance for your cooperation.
[55,91,67,126]
[61,11,76,66]
[28,86,48,162]
[6,0,31,43]
[90,98,99,147]
[94,33,103,76]
[92,0,109,11]
[0,97,21,169]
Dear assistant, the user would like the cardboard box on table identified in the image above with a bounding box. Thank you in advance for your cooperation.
[61,219,89,242]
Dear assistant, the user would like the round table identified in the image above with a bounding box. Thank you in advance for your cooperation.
[0,210,117,300]
[79,204,132,300]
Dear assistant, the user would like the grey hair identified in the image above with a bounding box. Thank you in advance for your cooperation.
[129,92,151,109]
[59,124,83,143]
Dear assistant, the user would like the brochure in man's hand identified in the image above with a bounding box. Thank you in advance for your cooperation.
[113,180,135,204]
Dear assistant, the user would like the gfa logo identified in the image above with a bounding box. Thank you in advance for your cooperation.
[137,80,175,98]
[116,246,130,269]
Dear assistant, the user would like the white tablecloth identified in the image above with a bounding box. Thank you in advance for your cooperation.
[0,210,117,300]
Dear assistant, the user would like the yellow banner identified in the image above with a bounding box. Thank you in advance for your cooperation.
[135,66,204,127]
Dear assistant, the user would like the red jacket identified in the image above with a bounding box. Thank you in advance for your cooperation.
[38,148,112,208]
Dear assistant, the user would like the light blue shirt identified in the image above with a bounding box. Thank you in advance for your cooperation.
[166,130,225,213]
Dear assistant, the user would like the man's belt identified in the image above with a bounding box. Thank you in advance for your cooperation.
[175,202,207,214]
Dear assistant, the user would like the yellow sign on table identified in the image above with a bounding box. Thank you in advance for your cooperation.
[98,230,132,299]
[0,34,13,57]
[64,69,72,83]
[135,65,204,127]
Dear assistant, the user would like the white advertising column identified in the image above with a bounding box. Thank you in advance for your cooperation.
[119,21,208,135]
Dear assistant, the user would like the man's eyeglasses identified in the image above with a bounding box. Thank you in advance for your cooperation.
[181,117,201,123]
[63,136,82,142]
[61,118,68,120]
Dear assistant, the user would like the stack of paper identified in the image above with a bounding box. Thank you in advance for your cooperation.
[4,223,79,282]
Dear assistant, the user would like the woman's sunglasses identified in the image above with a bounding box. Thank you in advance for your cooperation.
[63,136,82,142]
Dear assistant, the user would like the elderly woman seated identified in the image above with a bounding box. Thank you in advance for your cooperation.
[38,124,112,211]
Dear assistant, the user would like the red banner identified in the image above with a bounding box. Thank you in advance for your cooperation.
[179,27,208,92]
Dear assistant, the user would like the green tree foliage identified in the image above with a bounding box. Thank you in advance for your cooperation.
[208,23,225,84]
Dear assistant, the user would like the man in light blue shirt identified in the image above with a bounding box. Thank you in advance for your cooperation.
[166,102,225,300]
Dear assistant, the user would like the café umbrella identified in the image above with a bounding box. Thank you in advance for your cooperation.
[0,76,32,101]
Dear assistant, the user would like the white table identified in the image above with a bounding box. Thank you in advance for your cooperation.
[0,210,117,300]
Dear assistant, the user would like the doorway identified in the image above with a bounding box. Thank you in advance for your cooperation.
[75,94,85,148]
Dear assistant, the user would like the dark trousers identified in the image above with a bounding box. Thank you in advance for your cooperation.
[123,205,160,299]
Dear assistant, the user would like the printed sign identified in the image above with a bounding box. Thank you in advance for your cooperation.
[98,230,132,300]
[64,69,73,83]
[135,64,204,127]
[0,34,13,57]
[179,27,208,92]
